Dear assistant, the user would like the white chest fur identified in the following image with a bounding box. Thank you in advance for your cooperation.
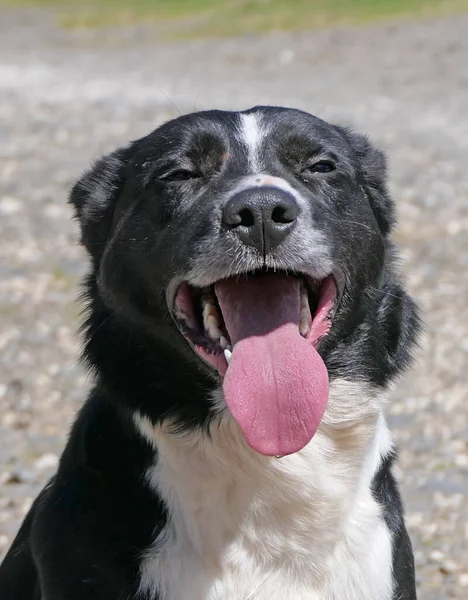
[135,379,395,600]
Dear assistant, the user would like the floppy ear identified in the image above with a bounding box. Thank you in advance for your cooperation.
[69,148,128,263]
[336,127,396,235]
[376,277,421,380]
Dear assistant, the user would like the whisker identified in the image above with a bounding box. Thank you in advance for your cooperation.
[367,286,403,300]
[158,88,181,116]
[86,302,127,336]
[327,217,378,234]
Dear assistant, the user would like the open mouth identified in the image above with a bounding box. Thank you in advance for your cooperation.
[170,269,340,457]
[172,271,338,366]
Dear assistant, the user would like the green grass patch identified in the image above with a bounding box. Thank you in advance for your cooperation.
[2,0,468,39]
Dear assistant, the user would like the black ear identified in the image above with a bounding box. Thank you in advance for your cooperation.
[336,127,396,235]
[376,277,422,382]
[69,148,128,262]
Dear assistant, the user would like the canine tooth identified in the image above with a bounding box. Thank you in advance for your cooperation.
[299,313,309,336]
[203,306,221,332]
[219,336,229,350]
[203,303,217,318]
[205,313,220,327]
[208,325,222,340]
[224,349,232,364]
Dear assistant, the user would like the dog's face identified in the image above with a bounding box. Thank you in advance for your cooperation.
[71,107,418,456]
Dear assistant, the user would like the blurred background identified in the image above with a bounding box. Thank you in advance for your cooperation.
[0,1,467,598]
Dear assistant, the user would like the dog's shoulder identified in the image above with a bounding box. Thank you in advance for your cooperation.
[2,394,167,600]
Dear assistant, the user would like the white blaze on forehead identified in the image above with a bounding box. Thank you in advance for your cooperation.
[238,112,267,172]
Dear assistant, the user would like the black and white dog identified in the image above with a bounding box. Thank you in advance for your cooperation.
[0,106,420,600]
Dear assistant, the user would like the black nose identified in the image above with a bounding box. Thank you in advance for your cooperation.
[222,186,299,254]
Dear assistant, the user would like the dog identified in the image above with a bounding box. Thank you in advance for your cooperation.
[0,106,420,600]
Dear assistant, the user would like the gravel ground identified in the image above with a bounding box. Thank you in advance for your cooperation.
[1,8,467,598]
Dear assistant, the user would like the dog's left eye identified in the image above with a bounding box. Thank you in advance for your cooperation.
[304,161,336,174]
[160,169,201,182]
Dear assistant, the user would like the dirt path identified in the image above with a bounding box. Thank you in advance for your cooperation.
[1,8,467,598]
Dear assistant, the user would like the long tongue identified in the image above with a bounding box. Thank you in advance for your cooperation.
[215,274,328,457]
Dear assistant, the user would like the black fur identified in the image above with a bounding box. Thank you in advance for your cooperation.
[0,107,420,599]
[372,451,417,600]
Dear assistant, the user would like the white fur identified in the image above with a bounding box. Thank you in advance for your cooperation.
[239,113,266,172]
[135,379,394,600]
[228,173,306,207]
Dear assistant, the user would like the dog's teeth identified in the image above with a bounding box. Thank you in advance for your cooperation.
[299,310,309,336]
[219,336,229,350]
[208,324,222,340]
[202,299,228,342]
[203,303,221,334]
[224,349,232,364]
[275,455,284,459]
[203,311,211,324]
[206,313,219,327]
[203,303,217,318]
[206,321,221,338]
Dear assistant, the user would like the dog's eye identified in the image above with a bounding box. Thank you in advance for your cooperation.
[304,161,335,174]
[160,169,201,182]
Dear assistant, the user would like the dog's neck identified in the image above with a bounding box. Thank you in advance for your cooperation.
[134,378,394,599]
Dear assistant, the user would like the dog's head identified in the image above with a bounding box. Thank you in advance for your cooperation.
[71,107,419,456]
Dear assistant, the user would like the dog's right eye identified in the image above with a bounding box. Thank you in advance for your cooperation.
[159,169,201,182]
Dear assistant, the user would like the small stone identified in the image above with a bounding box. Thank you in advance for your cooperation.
[2,412,31,430]
[439,559,458,575]
[455,454,468,467]
[34,453,59,471]
[21,498,33,514]
[0,498,14,510]
[406,512,423,528]
[0,535,9,549]
[44,204,64,218]
[0,471,21,485]
[0,196,22,215]
[429,549,444,562]
[446,220,462,235]
[0,469,33,485]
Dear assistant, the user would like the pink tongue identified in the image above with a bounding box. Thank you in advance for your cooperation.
[215,274,329,457]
